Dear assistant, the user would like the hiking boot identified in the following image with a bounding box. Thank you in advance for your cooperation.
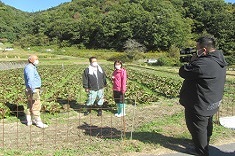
[84,110,91,116]
[97,109,102,116]
[84,106,92,116]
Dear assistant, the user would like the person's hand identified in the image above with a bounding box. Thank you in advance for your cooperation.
[190,53,198,62]
[39,89,43,94]
[32,92,39,100]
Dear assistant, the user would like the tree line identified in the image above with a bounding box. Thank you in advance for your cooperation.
[0,0,234,56]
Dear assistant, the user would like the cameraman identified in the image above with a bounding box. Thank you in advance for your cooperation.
[179,36,227,156]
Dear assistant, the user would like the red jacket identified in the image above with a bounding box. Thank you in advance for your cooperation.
[112,68,127,93]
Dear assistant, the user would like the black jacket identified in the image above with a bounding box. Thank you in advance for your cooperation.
[82,67,107,91]
[179,50,227,116]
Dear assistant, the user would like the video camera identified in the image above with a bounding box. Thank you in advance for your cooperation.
[179,47,196,63]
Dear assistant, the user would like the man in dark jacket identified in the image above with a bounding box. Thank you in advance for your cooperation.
[82,56,107,116]
[179,36,227,156]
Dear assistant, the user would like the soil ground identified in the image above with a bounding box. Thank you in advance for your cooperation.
[0,98,234,155]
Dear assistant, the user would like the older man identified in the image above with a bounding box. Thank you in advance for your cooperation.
[24,55,48,128]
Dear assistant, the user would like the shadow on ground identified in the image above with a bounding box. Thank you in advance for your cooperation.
[77,122,195,154]
[56,97,116,114]
[208,145,235,156]
[127,132,235,156]
[126,131,196,155]
[77,122,123,139]
[5,102,26,124]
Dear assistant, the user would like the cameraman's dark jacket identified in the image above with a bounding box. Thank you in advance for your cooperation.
[179,50,227,116]
[82,67,107,91]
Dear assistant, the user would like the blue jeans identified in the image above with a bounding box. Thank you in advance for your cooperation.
[86,89,104,106]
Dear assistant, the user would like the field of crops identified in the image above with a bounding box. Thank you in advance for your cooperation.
[1,62,235,118]
[0,61,235,155]
[0,63,184,118]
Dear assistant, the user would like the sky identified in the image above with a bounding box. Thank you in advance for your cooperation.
[0,0,234,12]
[0,0,71,12]
[226,0,235,3]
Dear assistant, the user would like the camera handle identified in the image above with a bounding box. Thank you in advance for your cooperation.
[190,53,198,62]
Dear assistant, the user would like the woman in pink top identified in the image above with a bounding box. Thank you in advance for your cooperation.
[112,60,127,117]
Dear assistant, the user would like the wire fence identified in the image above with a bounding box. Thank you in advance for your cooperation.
[0,98,138,151]
[0,94,234,152]
[215,82,235,123]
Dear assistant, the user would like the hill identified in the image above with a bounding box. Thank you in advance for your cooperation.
[0,1,30,42]
[0,0,234,54]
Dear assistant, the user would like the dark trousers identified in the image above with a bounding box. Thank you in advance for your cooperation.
[113,91,124,103]
[185,109,213,156]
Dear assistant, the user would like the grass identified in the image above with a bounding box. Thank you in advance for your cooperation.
[0,102,234,156]
[133,110,189,139]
